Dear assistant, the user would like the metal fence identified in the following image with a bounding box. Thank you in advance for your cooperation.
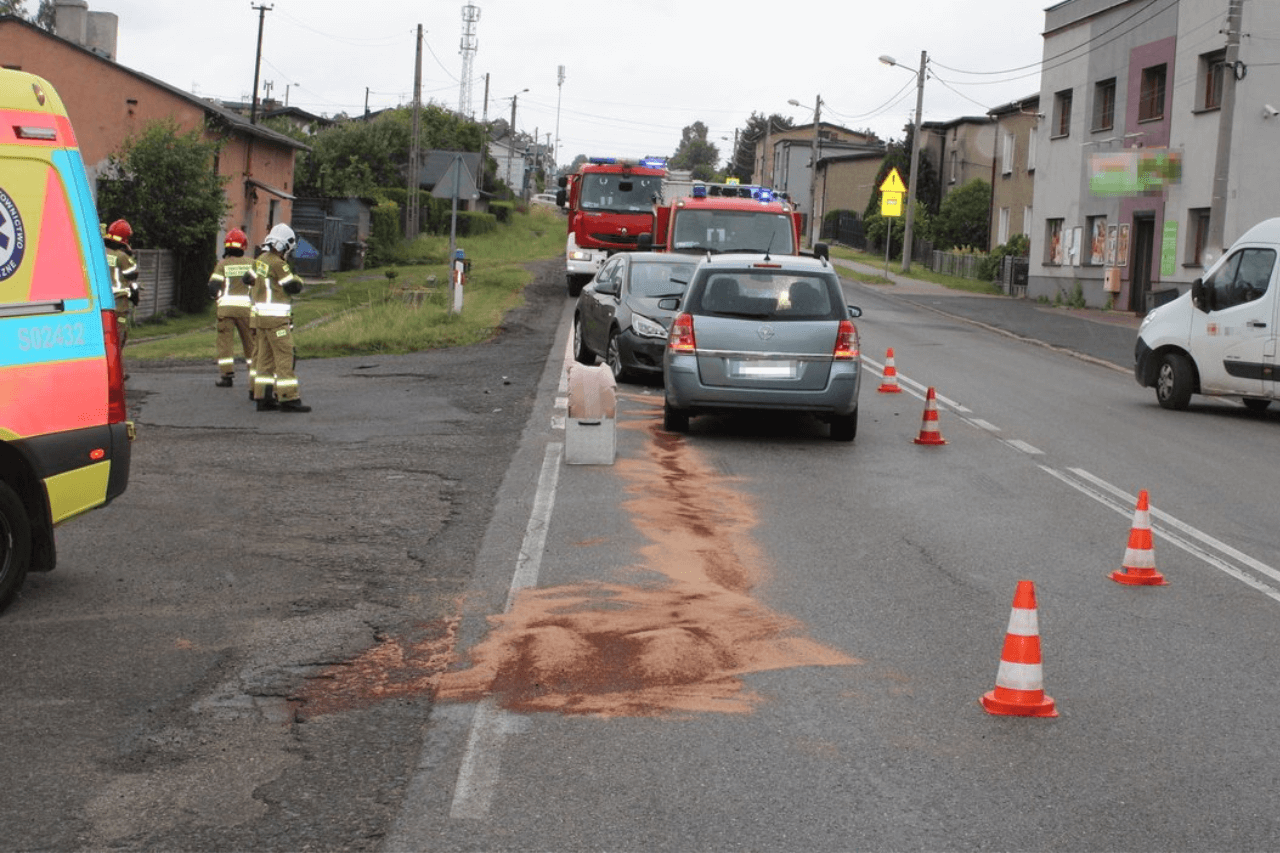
[131,248,177,320]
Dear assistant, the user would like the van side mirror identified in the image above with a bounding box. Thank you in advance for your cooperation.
[814,242,830,261]
[847,305,863,319]
[1191,278,1207,312]
[555,189,566,207]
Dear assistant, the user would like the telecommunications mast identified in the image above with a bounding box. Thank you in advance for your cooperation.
[458,3,480,118]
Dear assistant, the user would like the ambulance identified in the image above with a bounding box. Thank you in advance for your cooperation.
[0,70,132,613]
[1135,218,1280,412]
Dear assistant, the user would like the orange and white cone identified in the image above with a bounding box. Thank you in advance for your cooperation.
[877,347,903,393]
[981,580,1057,718]
[1110,489,1167,586]
[912,387,947,445]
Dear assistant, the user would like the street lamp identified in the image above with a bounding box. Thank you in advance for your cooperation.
[880,51,927,273]
[788,95,822,249]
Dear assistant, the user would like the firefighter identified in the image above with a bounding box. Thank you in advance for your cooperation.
[103,219,140,355]
[249,223,311,412]
[207,228,255,388]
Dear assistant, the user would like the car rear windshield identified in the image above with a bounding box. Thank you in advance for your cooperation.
[687,270,841,320]
[629,261,696,298]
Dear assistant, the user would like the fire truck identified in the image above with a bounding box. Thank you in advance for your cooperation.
[638,181,827,260]
[556,157,667,296]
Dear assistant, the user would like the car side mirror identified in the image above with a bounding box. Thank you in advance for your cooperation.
[658,297,682,311]
[847,305,863,319]
[814,242,830,261]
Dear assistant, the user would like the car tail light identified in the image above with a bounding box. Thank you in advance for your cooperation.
[102,310,127,423]
[668,312,696,353]
[833,319,859,361]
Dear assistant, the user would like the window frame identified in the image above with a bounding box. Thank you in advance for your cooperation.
[1053,89,1073,138]
[1092,78,1116,132]
[1139,64,1167,123]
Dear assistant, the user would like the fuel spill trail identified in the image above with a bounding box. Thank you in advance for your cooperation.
[436,409,858,717]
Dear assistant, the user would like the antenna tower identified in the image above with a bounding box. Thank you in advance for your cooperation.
[458,3,480,117]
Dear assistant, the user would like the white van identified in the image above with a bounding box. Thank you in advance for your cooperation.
[1135,217,1280,411]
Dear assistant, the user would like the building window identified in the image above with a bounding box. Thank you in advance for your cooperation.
[1092,78,1116,132]
[1001,132,1015,175]
[998,207,1010,245]
[1199,50,1225,111]
[1087,215,1108,265]
[1139,64,1167,122]
[1023,206,1033,240]
[1053,89,1072,138]
[1188,208,1212,266]
[1046,218,1065,265]
[1027,130,1036,171]
[949,150,958,184]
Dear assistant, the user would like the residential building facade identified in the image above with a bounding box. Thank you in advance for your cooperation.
[988,95,1040,250]
[1031,0,1277,312]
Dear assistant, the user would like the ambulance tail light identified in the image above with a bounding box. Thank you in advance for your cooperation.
[102,309,127,423]
[668,313,696,354]
[833,319,859,361]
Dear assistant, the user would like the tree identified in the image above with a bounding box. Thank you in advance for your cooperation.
[731,113,793,183]
[863,129,940,224]
[669,121,719,182]
[33,0,52,28]
[0,0,27,15]
[97,119,230,312]
[931,178,991,251]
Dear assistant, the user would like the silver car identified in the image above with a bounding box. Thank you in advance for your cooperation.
[662,254,863,441]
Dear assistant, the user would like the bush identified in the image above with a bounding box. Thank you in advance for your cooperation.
[977,232,1030,281]
[365,200,401,268]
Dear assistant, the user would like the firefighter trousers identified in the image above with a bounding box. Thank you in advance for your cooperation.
[251,319,299,402]
[216,310,254,377]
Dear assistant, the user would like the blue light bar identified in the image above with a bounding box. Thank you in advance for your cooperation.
[640,156,667,169]
[588,156,617,165]
[691,184,708,198]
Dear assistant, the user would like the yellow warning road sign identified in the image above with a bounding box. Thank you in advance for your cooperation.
[880,168,907,194]
[880,192,903,217]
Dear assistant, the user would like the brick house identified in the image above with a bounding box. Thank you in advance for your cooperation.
[0,11,306,247]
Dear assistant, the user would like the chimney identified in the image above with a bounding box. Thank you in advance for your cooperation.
[53,1,118,62]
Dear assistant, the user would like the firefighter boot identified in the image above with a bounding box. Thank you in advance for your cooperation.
[279,398,312,413]
[216,375,234,387]
[255,388,279,411]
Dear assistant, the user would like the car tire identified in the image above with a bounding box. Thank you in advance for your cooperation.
[573,316,594,365]
[663,399,689,433]
[829,409,858,442]
[606,330,631,383]
[0,480,33,614]
[1243,397,1271,413]
[567,274,589,298]
[1155,352,1194,410]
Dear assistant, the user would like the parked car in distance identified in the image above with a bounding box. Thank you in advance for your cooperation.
[662,254,862,441]
[573,252,702,382]
[530,192,561,209]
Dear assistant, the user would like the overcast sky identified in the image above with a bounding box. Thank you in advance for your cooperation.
[89,0,1048,167]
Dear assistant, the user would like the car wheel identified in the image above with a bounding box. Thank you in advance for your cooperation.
[606,330,631,383]
[663,399,689,433]
[1155,352,1194,410]
[1243,397,1271,413]
[567,274,589,298]
[0,481,33,614]
[830,409,858,442]
[573,316,594,364]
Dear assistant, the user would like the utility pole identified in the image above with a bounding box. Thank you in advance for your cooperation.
[249,3,272,125]
[554,65,565,173]
[477,73,490,199]
[901,49,927,273]
[1207,0,1244,257]
[808,94,821,247]
[406,24,423,240]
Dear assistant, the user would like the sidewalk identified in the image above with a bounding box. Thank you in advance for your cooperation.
[832,256,1142,372]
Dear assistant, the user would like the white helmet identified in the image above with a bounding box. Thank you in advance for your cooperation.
[264,223,297,256]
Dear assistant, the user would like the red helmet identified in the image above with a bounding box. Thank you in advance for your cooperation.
[106,219,132,245]
[224,229,248,250]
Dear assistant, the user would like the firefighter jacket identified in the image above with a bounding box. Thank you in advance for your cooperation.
[208,255,254,317]
[250,249,301,328]
[105,244,139,314]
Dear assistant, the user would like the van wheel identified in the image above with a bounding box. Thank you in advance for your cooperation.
[1156,353,1194,410]
[1243,398,1271,413]
[0,481,33,614]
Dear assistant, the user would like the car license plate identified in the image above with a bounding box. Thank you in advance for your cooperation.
[733,359,797,379]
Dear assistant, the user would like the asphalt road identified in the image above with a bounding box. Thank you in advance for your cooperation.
[0,257,1160,852]
[0,258,567,852]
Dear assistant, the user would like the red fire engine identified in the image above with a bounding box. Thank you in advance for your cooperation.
[556,157,667,296]
[639,181,827,260]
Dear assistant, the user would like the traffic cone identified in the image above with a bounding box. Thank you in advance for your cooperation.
[1110,489,1167,586]
[877,347,903,393]
[912,387,947,445]
[981,580,1057,718]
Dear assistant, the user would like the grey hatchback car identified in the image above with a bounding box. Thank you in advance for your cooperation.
[662,254,863,441]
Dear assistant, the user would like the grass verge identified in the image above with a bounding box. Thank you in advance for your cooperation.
[828,244,1003,296]
[127,208,566,362]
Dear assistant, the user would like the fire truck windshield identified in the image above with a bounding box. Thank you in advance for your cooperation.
[672,210,796,254]
[579,174,663,213]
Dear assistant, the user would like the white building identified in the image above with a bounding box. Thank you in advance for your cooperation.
[1030,0,1276,312]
